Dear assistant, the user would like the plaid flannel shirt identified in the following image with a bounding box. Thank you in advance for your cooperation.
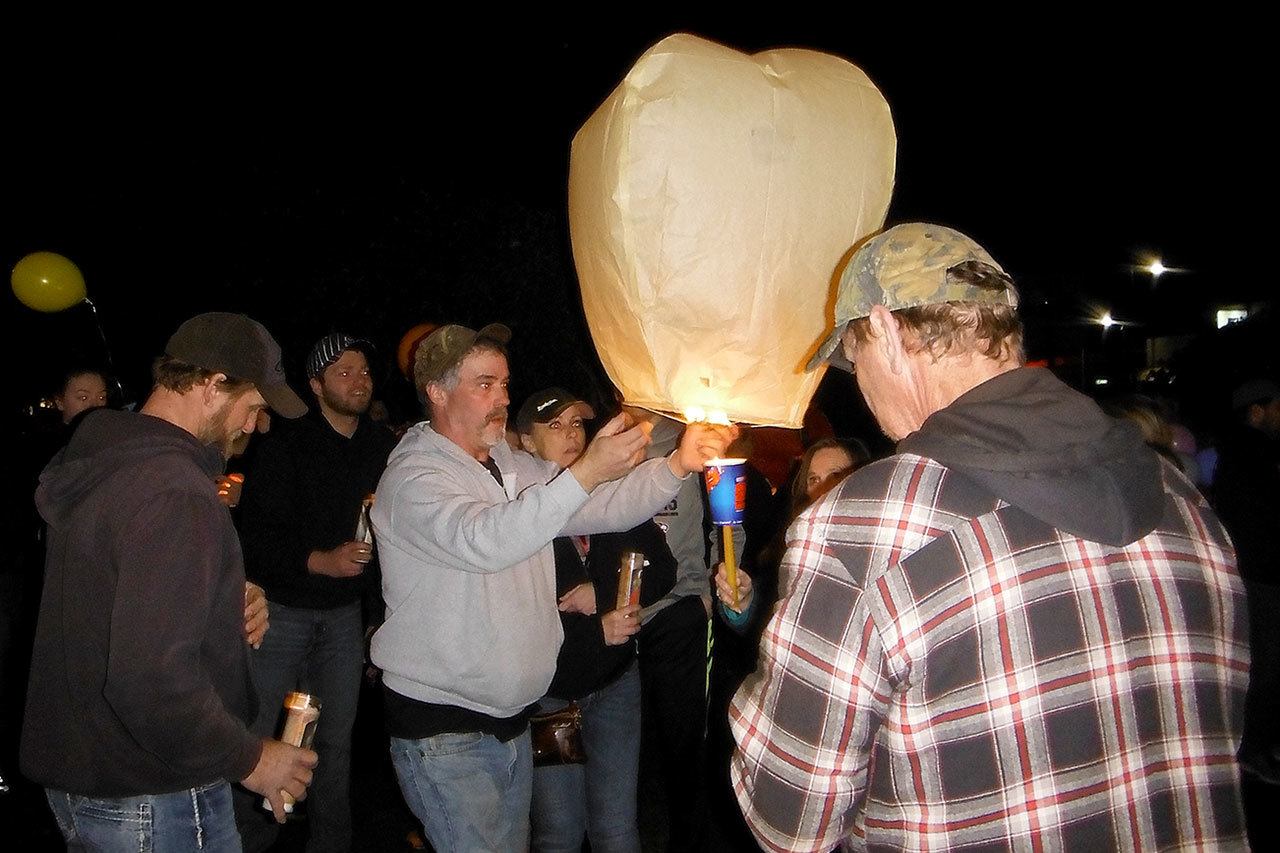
[731,453,1249,851]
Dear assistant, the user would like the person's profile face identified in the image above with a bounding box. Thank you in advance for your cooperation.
[842,319,917,442]
[203,386,269,459]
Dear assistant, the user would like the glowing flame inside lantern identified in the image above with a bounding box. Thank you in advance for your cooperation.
[683,407,732,426]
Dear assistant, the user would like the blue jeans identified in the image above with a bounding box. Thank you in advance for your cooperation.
[235,601,363,853]
[46,782,241,852]
[531,660,641,853]
[389,729,532,853]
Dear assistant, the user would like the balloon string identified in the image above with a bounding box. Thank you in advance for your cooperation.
[83,298,125,401]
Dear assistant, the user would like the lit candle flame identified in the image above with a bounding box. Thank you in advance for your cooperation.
[683,406,731,425]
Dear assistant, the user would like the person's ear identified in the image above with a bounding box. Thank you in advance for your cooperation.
[425,381,448,410]
[867,305,907,375]
[201,373,229,406]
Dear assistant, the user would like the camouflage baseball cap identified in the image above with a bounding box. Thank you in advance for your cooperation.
[806,223,1018,372]
[413,323,512,389]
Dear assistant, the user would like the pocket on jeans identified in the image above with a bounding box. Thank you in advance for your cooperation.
[392,731,486,760]
[423,731,485,756]
[76,796,152,826]
[46,792,75,837]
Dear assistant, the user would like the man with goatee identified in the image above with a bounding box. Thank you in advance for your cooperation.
[370,323,736,851]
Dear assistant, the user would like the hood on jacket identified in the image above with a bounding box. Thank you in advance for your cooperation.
[36,409,224,528]
[898,367,1164,546]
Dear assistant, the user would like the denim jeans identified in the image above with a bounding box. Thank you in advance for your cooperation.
[46,782,242,852]
[234,601,363,853]
[389,728,532,853]
[531,660,641,853]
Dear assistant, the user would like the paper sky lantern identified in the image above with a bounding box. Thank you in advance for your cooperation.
[569,34,896,427]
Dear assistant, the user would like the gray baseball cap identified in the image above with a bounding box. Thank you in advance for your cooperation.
[807,223,1019,372]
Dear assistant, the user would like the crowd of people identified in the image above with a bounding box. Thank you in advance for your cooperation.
[1,221,1272,851]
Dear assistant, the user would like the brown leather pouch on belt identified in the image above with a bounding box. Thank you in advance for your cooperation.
[529,701,586,767]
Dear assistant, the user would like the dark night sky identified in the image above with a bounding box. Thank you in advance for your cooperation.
[3,17,1256,426]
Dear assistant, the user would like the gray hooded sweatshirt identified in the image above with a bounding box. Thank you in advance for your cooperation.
[370,422,687,717]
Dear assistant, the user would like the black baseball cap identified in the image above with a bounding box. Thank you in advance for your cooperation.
[516,387,596,435]
[1232,379,1280,412]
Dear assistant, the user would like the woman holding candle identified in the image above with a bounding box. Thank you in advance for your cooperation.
[517,388,678,853]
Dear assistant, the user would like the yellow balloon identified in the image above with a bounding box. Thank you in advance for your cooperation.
[11,251,87,312]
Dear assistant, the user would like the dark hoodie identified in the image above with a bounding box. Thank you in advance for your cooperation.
[21,409,261,796]
[898,367,1164,546]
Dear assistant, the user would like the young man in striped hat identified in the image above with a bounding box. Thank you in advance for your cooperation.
[235,332,398,853]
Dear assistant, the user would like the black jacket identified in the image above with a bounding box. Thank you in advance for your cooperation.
[237,410,398,611]
[547,521,676,699]
[22,409,261,796]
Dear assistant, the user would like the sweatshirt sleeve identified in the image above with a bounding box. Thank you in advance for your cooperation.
[377,458,593,573]
[102,492,262,784]
[559,456,686,537]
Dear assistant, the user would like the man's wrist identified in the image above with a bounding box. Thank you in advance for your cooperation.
[568,459,601,493]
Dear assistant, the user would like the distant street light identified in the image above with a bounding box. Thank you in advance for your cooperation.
[1099,311,1117,329]
[1145,259,1167,278]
